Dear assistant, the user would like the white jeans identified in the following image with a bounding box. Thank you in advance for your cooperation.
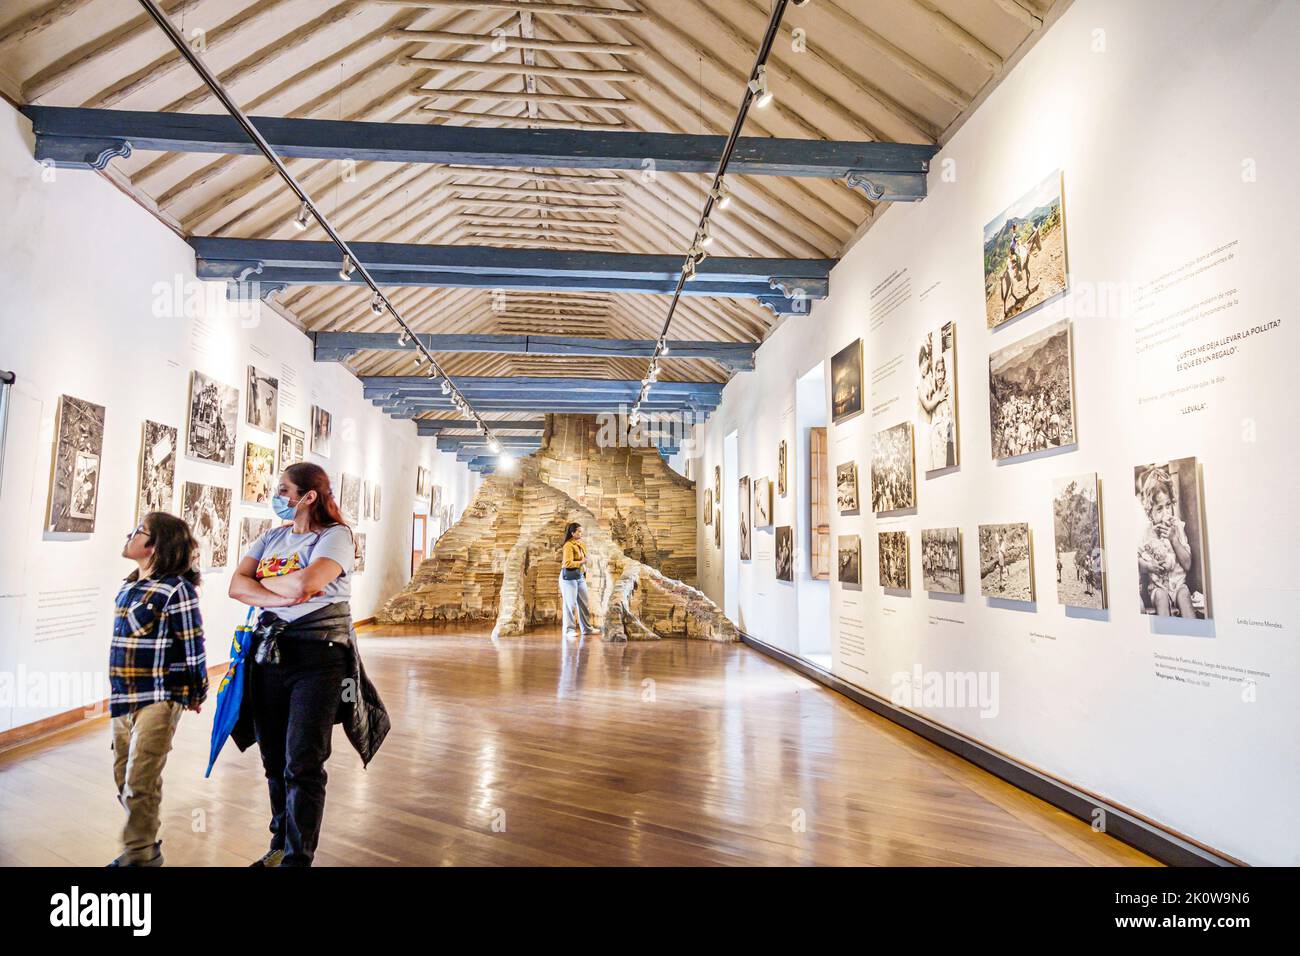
[559,573,593,636]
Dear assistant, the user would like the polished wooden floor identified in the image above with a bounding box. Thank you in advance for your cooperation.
[0,627,1156,866]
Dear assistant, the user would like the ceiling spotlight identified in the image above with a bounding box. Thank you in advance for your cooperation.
[397,329,410,347]
[748,64,773,108]
[369,293,385,317]
[498,452,515,471]
[628,410,640,428]
[488,438,501,454]
[292,201,311,232]
[698,221,714,248]
[710,180,732,210]
[414,351,424,366]
[647,362,659,382]
[682,256,697,281]
[659,339,670,355]
[338,255,355,281]
[440,378,451,395]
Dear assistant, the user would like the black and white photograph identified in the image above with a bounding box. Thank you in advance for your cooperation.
[921,527,963,595]
[1052,473,1106,609]
[836,460,859,514]
[917,321,958,472]
[704,489,713,521]
[186,370,239,466]
[978,522,1034,602]
[373,485,381,523]
[341,472,362,524]
[982,169,1068,329]
[775,525,793,582]
[135,419,176,522]
[714,464,721,505]
[830,338,863,424]
[311,404,332,457]
[416,466,429,499]
[246,365,279,433]
[242,441,276,505]
[714,510,721,548]
[754,477,773,528]
[871,422,915,514]
[182,480,232,570]
[278,422,305,472]
[878,530,910,590]
[364,479,372,521]
[837,534,861,587]
[355,532,367,574]
[988,318,1076,461]
[239,516,272,555]
[739,475,751,561]
[46,394,106,533]
[1135,458,1210,619]
[777,440,787,497]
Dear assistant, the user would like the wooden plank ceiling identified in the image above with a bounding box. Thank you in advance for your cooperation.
[0,0,1058,422]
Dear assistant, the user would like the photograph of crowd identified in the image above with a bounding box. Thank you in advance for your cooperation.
[836,460,859,514]
[136,419,176,522]
[1135,458,1210,619]
[245,365,279,433]
[988,318,1076,461]
[878,531,910,590]
[921,527,963,594]
[182,481,232,570]
[47,394,106,533]
[831,338,863,424]
[982,169,1068,329]
[186,371,238,466]
[1052,473,1106,609]
[978,522,1034,601]
[871,422,915,514]
[837,534,861,587]
[917,321,958,472]
[775,526,793,582]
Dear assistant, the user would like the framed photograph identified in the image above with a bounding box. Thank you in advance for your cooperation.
[373,485,381,522]
[878,530,910,590]
[136,420,176,522]
[775,525,793,582]
[246,365,279,433]
[830,338,863,424]
[754,477,773,528]
[239,516,272,555]
[778,440,787,497]
[46,394,106,533]
[983,169,1068,329]
[978,522,1034,601]
[921,527,963,595]
[355,532,367,574]
[278,423,305,472]
[1135,458,1209,619]
[837,534,861,587]
[871,422,916,514]
[363,480,372,520]
[1052,473,1106,609]
[241,441,276,505]
[835,461,859,514]
[704,489,713,520]
[739,475,751,561]
[988,318,1077,461]
[186,370,239,466]
[340,473,362,523]
[714,464,721,504]
[310,405,332,457]
[182,481,232,570]
[714,510,721,548]
[918,321,958,472]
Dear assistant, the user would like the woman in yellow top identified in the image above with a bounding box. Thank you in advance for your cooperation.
[559,522,597,638]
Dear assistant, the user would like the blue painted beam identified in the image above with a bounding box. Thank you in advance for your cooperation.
[315,332,755,370]
[437,436,542,452]
[391,402,709,416]
[414,418,546,434]
[363,374,723,393]
[25,107,936,194]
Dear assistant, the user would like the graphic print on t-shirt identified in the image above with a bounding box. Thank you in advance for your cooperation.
[257,551,304,579]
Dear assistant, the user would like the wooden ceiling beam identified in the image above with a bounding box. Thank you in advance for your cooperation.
[372,0,650,21]
[389,27,645,55]
[400,55,642,82]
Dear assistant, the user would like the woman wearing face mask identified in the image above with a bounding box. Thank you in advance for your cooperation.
[228,462,389,867]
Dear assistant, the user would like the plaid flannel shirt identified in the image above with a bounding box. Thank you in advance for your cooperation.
[110,576,208,717]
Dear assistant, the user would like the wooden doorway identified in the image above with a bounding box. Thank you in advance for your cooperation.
[411,513,427,577]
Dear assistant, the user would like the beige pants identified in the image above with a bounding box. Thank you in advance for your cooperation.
[111,700,183,862]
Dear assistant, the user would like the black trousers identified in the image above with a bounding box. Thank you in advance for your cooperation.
[250,639,349,867]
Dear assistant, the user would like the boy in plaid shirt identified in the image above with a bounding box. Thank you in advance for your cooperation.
[108,512,208,867]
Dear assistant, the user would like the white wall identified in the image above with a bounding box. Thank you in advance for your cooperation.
[0,100,478,733]
[694,0,1300,865]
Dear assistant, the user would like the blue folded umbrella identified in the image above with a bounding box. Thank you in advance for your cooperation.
[205,608,255,778]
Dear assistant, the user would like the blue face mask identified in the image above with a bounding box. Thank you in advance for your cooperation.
[271,495,298,521]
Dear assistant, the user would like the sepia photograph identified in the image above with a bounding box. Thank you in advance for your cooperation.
[983,169,1069,329]
[830,338,863,424]
[246,365,279,433]
[186,370,239,466]
[754,476,773,528]
[182,481,232,570]
[739,475,751,560]
[341,472,362,523]
[778,440,787,497]
[921,527,963,595]
[136,419,176,522]
[1135,458,1210,619]
[978,522,1034,602]
[917,321,958,472]
[278,422,305,472]
[239,516,272,555]
[355,532,367,574]
[988,318,1076,461]
[311,404,332,457]
[871,422,916,514]
[714,464,721,504]
[704,489,713,521]
[878,531,910,590]
[363,479,372,521]
[1052,473,1106,609]
[373,485,381,523]
[242,441,276,505]
[47,394,106,533]
[837,534,861,587]
[714,510,721,548]
[836,460,859,514]
[775,525,793,582]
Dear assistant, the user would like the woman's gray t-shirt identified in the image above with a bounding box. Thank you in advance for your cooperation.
[242,524,354,622]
